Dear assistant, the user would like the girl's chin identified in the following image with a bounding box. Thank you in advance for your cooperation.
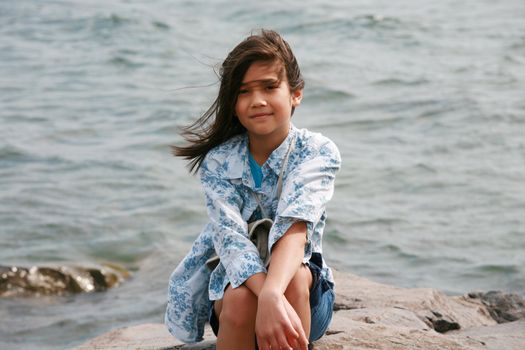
[247,127,289,139]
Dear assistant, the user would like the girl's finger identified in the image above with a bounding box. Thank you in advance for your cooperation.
[277,331,293,350]
[287,335,300,350]
[284,320,300,340]
[269,335,281,350]
[295,325,308,350]
[257,336,270,350]
[296,332,308,350]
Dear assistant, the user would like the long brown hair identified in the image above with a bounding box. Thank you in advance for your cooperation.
[172,29,305,173]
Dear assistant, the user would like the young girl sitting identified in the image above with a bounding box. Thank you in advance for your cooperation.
[165,29,341,350]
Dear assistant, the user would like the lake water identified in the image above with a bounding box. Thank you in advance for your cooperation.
[1,0,524,348]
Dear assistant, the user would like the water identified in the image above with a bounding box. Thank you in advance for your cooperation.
[1,0,524,348]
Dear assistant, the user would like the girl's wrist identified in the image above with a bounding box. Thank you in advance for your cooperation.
[244,272,266,297]
[259,286,281,301]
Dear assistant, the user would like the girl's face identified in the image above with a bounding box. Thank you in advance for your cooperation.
[235,61,302,144]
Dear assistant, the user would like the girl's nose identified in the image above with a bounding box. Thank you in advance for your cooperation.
[251,92,267,107]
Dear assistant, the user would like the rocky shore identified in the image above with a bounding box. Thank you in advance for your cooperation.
[1,263,129,297]
[72,270,525,350]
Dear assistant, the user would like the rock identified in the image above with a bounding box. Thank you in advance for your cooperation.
[0,263,129,297]
[315,314,469,350]
[331,270,497,332]
[448,319,525,350]
[428,310,460,333]
[467,290,525,323]
[71,271,525,350]
[70,324,216,350]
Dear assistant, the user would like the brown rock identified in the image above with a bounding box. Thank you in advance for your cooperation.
[467,290,525,323]
[70,323,216,350]
[70,271,525,350]
[315,315,470,350]
[0,263,129,297]
[331,270,496,332]
[448,319,525,350]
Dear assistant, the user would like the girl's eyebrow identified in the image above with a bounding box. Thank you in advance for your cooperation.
[240,78,279,86]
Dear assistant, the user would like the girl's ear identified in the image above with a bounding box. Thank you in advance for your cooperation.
[291,89,303,107]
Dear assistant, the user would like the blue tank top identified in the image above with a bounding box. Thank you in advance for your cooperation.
[248,152,263,189]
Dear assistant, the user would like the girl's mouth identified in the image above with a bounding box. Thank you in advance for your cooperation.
[250,112,272,119]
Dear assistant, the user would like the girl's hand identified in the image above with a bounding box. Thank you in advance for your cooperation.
[255,290,308,350]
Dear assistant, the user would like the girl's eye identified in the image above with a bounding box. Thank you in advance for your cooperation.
[239,89,248,94]
[266,85,278,90]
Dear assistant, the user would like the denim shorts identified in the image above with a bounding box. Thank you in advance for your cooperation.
[209,253,335,343]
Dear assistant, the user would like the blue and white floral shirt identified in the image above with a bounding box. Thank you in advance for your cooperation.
[165,124,341,343]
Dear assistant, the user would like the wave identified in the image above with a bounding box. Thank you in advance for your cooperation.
[475,264,521,275]
[372,77,430,86]
[0,145,30,162]
[307,86,356,102]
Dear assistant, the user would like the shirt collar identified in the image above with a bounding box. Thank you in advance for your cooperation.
[221,124,298,182]
[221,135,247,180]
[264,124,298,176]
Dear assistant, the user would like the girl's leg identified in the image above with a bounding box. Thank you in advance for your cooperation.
[214,284,258,350]
[284,264,313,339]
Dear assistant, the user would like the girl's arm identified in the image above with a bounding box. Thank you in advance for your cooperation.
[200,154,267,291]
[244,221,306,295]
[261,221,307,294]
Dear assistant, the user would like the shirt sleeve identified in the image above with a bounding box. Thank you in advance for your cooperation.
[200,155,266,289]
[268,139,341,252]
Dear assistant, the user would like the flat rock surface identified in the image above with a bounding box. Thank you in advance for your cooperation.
[448,319,525,350]
[71,271,525,350]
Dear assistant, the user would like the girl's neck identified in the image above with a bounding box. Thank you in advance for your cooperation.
[248,130,289,166]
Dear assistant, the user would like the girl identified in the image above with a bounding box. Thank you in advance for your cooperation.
[165,29,340,350]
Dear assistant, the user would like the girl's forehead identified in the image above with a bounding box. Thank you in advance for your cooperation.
[242,61,284,84]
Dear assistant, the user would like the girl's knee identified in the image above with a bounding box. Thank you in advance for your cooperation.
[284,265,312,303]
[219,285,257,328]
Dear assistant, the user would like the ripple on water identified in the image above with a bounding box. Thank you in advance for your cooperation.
[0,145,32,163]
[108,56,145,69]
[476,264,521,275]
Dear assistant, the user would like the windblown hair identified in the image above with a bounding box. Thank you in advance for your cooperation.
[172,29,305,173]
